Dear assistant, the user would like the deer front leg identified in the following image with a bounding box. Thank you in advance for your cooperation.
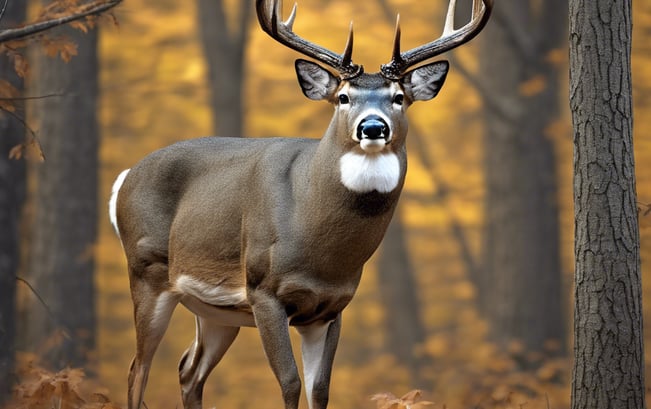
[297,315,342,409]
[250,291,301,409]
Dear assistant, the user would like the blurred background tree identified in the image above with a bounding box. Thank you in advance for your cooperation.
[17,0,114,372]
[196,0,252,136]
[0,0,120,398]
[0,1,27,402]
[477,0,567,361]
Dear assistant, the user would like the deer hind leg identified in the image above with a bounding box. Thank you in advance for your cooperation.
[178,316,240,409]
[296,315,342,409]
[127,276,179,409]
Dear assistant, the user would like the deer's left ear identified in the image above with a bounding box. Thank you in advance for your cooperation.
[401,60,449,101]
[295,59,340,101]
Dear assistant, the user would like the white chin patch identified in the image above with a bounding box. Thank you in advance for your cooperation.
[360,138,387,153]
[339,151,401,193]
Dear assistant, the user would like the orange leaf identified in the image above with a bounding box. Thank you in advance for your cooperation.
[69,19,90,33]
[9,144,24,160]
[13,52,30,78]
[400,390,423,403]
[59,40,78,62]
[58,381,85,409]
[0,79,19,98]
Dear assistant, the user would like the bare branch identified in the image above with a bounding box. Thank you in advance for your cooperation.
[0,92,66,101]
[16,276,70,339]
[447,52,516,123]
[0,0,8,27]
[491,5,538,64]
[1,105,45,161]
[407,120,482,287]
[0,0,122,43]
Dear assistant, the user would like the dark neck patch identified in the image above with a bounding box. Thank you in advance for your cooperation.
[348,190,395,218]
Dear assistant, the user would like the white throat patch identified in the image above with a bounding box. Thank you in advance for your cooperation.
[339,152,401,193]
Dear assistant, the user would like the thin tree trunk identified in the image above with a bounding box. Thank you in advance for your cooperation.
[569,0,644,407]
[0,1,26,398]
[373,0,430,383]
[22,23,99,369]
[478,0,566,359]
[377,211,427,384]
[196,0,251,137]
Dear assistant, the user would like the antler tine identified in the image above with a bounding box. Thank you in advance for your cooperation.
[443,0,457,36]
[380,0,493,80]
[285,2,297,30]
[390,14,403,65]
[255,0,363,79]
[342,21,355,67]
[472,0,482,20]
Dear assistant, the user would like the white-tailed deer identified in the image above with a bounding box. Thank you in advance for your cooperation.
[109,0,492,408]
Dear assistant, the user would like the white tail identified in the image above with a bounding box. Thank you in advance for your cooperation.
[111,1,492,408]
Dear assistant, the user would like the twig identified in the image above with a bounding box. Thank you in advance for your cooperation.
[15,276,71,340]
[0,0,8,27]
[0,0,122,43]
[1,105,37,140]
[1,104,46,161]
[0,93,66,101]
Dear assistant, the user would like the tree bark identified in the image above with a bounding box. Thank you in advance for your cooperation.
[478,0,566,358]
[21,22,99,370]
[196,0,251,137]
[569,0,644,407]
[0,0,26,398]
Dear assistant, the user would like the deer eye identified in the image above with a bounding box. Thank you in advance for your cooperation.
[393,93,404,106]
[338,94,350,105]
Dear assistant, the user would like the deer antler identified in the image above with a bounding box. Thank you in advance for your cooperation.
[380,0,493,80]
[256,0,363,79]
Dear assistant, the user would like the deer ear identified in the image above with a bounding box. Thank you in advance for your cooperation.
[295,59,340,101]
[401,60,449,101]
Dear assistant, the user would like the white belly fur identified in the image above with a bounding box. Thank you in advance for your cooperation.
[175,275,255,327]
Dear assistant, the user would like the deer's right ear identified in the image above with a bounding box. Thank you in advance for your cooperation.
[295,59,340,101]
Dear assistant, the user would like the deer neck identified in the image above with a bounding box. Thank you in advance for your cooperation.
[302,125,407,219]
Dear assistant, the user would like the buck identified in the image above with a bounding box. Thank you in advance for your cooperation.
[109,0,492,408]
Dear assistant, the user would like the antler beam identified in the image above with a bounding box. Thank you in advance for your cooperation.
[256,0,363,79]
[381,0,493,80]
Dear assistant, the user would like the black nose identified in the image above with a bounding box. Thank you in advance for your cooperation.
[357,115,389,140]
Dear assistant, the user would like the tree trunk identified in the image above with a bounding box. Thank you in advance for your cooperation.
[569,0,644,407]
[372,0,429,383]
[478,0,566,358]
[377,211,427,384]
[196,0,251,137]
[0,1,26,398]
[22,23,99,370]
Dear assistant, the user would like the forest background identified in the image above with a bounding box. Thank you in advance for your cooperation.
[1,0,649,408]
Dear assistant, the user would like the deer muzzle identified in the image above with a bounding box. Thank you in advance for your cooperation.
[357,115,390,153]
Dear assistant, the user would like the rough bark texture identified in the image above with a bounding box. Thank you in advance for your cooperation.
[196,0,251,137]
[478,0,566,357]
[569,0,644,407]
[21,24,99,369]
[0,2,27,399]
